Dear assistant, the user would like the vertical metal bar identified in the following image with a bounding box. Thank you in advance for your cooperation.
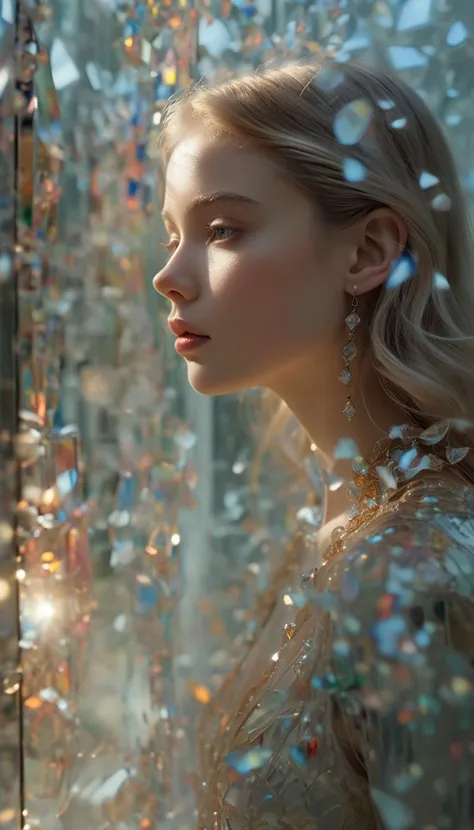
[0,0,22,826]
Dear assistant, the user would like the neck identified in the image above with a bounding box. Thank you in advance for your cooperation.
[268,357,410,526]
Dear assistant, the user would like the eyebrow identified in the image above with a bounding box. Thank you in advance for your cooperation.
[161,191,260,221]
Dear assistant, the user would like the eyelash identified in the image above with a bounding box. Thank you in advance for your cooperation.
[160,225,238,252]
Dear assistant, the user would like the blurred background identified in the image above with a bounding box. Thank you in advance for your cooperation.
[0,0,473,828]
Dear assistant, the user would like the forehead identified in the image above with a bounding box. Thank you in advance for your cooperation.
[162,132,283,214]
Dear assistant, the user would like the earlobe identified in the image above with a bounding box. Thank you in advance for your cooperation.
[348,258,395,295]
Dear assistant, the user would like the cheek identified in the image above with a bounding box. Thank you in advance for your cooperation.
[217,240,340,341]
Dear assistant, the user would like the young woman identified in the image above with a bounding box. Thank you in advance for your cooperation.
[154,60,474,830]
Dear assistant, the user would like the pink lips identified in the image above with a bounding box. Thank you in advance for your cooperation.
[168,317,210,355]
[174,333,210,355]
[168,317,209,338]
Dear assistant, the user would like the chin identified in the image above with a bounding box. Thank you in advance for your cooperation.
[187,364,249,397]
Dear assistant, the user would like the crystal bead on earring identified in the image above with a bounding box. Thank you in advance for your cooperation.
[340,287,360,420]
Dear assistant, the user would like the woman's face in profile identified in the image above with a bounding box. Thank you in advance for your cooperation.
[154,131,352,396]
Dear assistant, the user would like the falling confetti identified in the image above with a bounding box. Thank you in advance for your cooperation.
[419,171,440,189]
[397,0,433,33]
[343,157,366,182]
[446,21,469,48]
[431,193,452,211]
[333,99,373,146]
[386,253,417,289]
[391,117,407,129]
[388,45,429,70]
[433,271,449,290]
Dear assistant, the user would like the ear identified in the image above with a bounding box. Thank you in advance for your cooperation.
[345,208,408,296]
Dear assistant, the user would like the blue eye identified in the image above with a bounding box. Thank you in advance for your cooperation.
[208,226,238,243]
[160,226,238,256]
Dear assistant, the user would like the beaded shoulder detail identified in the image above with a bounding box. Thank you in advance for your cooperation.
[323,421,471,564]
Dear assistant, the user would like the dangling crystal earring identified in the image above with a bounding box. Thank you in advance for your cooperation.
[340,285,360,421]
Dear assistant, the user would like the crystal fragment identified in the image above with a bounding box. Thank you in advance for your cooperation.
[419,422,449,445]
[391,117,407,129]
[398,448,418,471]
[446,447,469,464]
[315,65,344,93]
[447,21,469,47]
[331,526,345,543]
[376,465,398,490]
[173,429,197,451]
[290,745,306,767]
[352,456,369,476]
[387,252,416,288]
[296,505,322,528]
[370,788,415,830]
[283,623,296,641]
[388,45,428,70]
[333,99,373,146]
[325,472,345,491]
[342,341,357,362]
[339,366,352,385]
[347,482,360,501]
[378,99,395,110]
[300,572,313,590]
[225,747,272,775]
[345,311,361,331]
[419,171,440,189]
[50,38,80,90]
[343,401,356,421]
[333,437,359,459]
[0,252,12,280]
[431,193,452,211]
[343,157,366,182]
[433,271,449,290]
[389,424,409,440]
[397,0,432,32]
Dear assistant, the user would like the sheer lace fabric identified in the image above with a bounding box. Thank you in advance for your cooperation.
[197,481,474,830]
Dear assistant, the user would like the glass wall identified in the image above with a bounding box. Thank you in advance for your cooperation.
[0,5,21,828]
[4,0,200,827]
[0,0,472,827]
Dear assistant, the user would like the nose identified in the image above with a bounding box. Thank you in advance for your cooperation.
[153,255,199,304]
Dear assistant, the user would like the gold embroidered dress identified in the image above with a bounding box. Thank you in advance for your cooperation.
[197,425,474,829]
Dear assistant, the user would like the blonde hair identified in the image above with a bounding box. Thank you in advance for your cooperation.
[158,59,474,483]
